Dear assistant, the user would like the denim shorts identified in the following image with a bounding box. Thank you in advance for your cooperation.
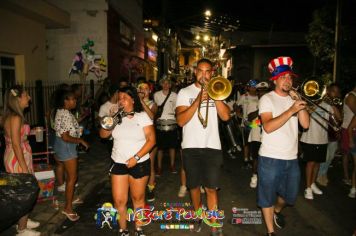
[257,156,300,208]
[54,136,78,161]
[182,148,223,189]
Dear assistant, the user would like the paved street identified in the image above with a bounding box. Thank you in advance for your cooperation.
[2,133,355,236]
[53,138,356,235]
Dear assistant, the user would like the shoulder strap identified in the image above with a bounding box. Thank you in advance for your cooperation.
[160,90,171,108]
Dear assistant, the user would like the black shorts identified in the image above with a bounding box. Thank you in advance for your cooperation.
[109,159,150,179]
[182,148,223,189]
[301,142,327,163]
[156,129,179,149]
[249,141,261,160]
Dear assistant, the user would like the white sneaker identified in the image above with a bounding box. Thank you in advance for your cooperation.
[178,185,187,198]
[57,182,79,192]
[311,183,323,195]
[16,219,40,231]
[250,174,258,188]
[16,228,41,236]
[57,183,65,192]
[304,188,314,200]
[27,219,40,229]
[348,187,356,198]
[200,186,205,194]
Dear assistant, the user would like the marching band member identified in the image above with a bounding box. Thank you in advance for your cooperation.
[137,82,158,202]
[153,77,178,175]
[258,57,309,235]
[99,86,155,236]
[176,58,230,236]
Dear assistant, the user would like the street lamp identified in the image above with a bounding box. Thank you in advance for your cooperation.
[204,10,212,17]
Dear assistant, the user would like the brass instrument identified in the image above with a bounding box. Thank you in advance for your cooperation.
[323,95,343,106]
[100,108,134,130]
[291,77,340,131]
[197,76,232,128]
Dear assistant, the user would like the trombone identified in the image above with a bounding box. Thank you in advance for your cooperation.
[290,77,340,131]
[197,76,232,128]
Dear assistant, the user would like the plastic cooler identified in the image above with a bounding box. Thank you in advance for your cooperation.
[33,164,55,202]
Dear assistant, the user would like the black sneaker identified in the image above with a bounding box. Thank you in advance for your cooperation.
[134,228,146,236]
[191,219,202,232]
[146,187,155,202]
[118,229,129,236]
[273,211,285,229]
[243,160,252,169]
[266,232,276,236]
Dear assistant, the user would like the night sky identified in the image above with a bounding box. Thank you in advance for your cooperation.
[143,0,328,32]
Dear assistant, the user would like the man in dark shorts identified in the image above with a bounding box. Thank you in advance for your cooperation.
[153,77,178,175]
[176,58,231,236]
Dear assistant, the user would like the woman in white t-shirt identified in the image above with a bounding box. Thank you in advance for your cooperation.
[99,86,155,236]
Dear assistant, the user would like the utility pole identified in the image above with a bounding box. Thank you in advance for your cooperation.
[333,0,341,82]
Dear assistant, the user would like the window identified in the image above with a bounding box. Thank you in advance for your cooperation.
[0,55,16,106]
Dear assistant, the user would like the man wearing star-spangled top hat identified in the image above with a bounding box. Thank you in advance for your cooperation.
[257,56,310,236]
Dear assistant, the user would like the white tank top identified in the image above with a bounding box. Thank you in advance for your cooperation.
[342,91,356,129]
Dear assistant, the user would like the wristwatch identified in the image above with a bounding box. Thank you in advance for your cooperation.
[134,154,141,161]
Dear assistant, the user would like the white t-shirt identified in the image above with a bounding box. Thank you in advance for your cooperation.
[98,101,118,118]
[300,101,331,144]
[248,117,262,142]
[111,111,153,164]
[258,91,299,160]
[237,93,259,126]
[176,83,221,149]
[154,90,177,120]
[54,109,80,138]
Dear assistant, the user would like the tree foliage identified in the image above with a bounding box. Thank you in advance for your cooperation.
[306,4,335,71]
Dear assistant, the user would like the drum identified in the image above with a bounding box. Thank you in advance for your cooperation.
[221,116,243,153]
[156,119,177,132]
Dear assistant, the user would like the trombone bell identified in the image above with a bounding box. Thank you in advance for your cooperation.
[197,76,232,128]
[207,76,232,100]
[303,80,319,97]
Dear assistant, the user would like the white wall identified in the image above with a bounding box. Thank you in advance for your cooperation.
[46,0,108,84]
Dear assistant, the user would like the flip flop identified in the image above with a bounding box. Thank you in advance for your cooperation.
[61,211,80,221]
[72,198,84,204]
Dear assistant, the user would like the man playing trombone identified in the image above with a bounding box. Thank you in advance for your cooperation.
[176,58,230,236]
[258,56,309,236]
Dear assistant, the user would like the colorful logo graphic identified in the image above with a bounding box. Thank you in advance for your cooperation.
[95,203,225,229]
[95,202,118,229]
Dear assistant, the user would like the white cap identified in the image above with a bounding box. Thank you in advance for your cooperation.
[256,81,269,89]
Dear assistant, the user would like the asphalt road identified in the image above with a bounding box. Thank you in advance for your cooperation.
[55,150,355,236]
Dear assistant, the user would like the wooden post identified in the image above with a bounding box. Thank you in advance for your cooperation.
[90,80,95,129]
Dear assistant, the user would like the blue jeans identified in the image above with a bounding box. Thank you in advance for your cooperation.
[257,156,300,208]
[318,141,338,176]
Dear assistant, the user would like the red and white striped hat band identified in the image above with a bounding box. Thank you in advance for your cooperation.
[268,56,297,81]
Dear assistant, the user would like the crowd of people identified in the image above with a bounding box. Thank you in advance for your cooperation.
[1,56,355,236]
